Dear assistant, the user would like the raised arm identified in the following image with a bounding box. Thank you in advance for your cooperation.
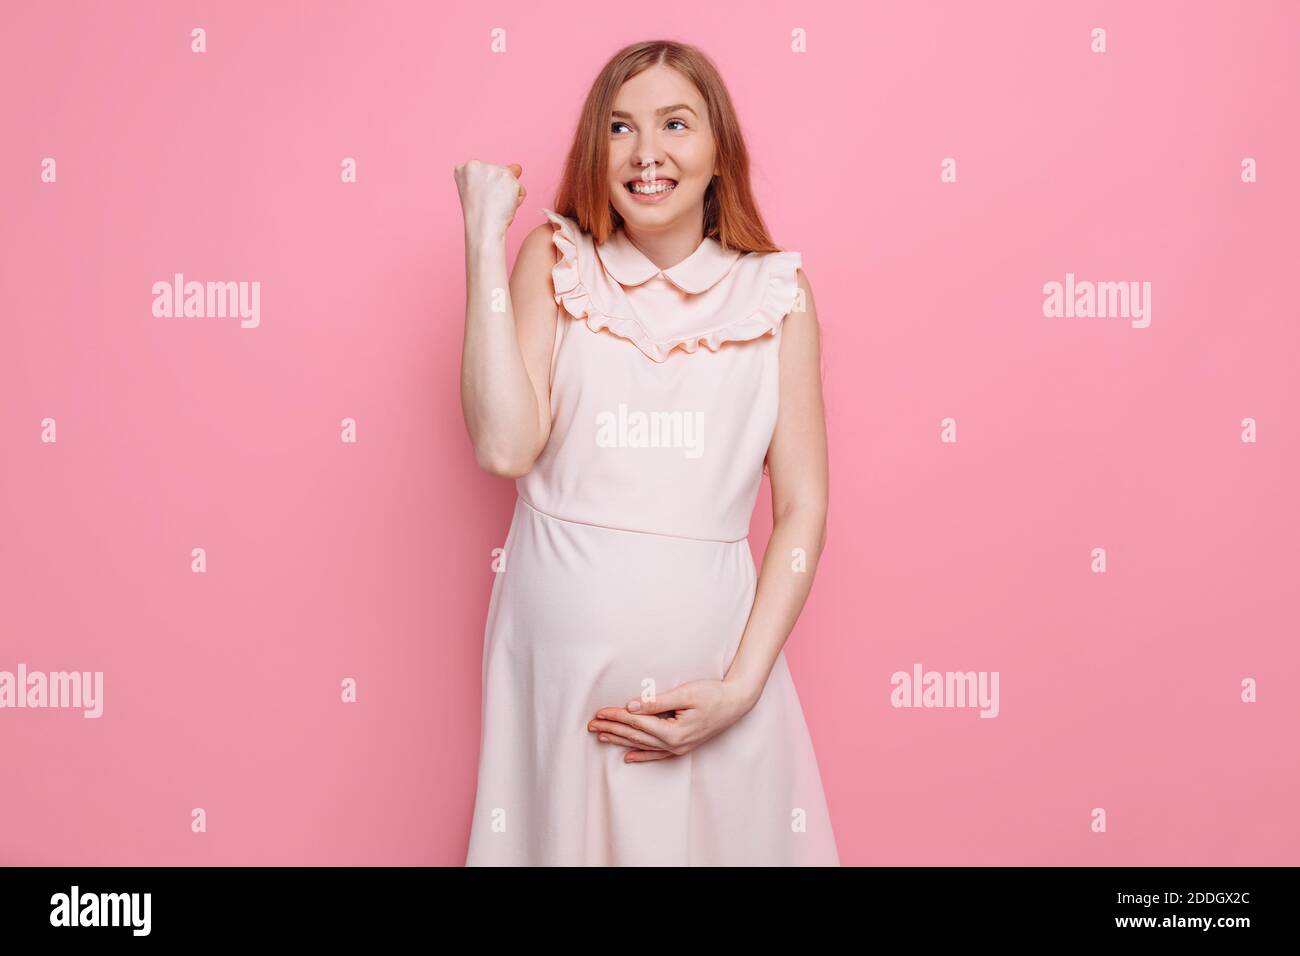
[455,160,559,477]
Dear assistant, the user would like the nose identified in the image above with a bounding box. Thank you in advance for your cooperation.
[633,129,663,169]
[634,153,662,181]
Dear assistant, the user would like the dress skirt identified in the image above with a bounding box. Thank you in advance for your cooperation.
[465,494,840,866]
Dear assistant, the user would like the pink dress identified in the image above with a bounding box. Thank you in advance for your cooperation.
[465,207,840,866]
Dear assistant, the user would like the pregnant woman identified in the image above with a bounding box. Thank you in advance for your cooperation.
[457,39,838,866]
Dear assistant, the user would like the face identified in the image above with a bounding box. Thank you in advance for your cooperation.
[607,63,717,231]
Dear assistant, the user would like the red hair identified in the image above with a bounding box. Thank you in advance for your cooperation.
[553,40,781,254]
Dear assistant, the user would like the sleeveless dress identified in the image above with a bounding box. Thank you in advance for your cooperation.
[464,207,840,866]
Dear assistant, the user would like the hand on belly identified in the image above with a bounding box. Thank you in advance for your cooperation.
[586,677,759,763]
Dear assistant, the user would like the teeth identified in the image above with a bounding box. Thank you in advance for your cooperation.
[629,181,675,194]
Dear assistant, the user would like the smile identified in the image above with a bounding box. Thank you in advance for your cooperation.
[626,179,676,195]
[625,178,677,203]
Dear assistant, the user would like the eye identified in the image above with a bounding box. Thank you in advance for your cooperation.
[611,118,689,134]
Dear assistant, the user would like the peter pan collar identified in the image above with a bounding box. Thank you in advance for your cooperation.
[596,226,742,294]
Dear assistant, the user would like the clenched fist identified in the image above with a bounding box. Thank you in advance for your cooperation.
[454,160,526,246]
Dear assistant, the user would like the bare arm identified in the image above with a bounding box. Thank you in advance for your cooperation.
[724,268,830,705]
[584,268,830,759]
[457,165,560,477]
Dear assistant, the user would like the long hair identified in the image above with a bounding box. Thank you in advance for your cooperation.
[552,40,780,254]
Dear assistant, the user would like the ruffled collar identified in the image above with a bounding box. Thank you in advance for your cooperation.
[596,224,742,294]
[541,207,802,364]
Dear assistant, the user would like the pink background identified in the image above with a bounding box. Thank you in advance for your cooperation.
[2,0,1297,866]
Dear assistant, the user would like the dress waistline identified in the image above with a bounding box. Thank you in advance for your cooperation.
[515,494,748,545]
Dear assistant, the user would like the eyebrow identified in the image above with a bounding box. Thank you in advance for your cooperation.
[610,104,699,119]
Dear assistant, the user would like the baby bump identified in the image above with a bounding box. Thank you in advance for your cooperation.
[493,497,757,711]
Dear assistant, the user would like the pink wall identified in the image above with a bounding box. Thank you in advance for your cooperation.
[1,0,1296,865]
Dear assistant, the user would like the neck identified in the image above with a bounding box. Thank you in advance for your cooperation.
[621,212,706,272]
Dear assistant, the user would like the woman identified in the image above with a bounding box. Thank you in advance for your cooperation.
[456,39,838,866]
